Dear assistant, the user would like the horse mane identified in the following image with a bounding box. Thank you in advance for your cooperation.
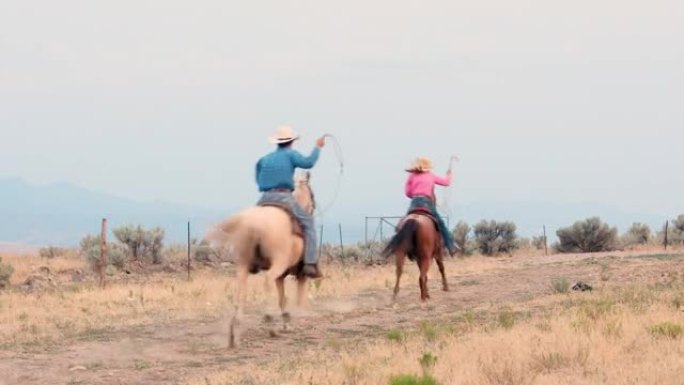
[293,171,315,215]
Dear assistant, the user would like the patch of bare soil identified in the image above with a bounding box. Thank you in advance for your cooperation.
[0,253,681,385]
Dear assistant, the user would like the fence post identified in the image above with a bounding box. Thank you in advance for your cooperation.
[664,221,669,250]
[100,218,107,288]
[187,221,191,281]
[543,225,548,256]
[338,223,344,259]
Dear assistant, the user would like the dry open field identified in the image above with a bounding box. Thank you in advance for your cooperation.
[1,248,683,385]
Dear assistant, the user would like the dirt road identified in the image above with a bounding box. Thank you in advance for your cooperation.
[0,252,679,385]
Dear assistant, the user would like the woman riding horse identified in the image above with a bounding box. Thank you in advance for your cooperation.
[404,157,458,256]
[383,156,455,301]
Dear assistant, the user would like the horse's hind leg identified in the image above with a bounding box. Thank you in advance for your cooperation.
[393,252,406,303]
[296,276,308,308]
[435,254,449,292]
[418,249,432,301]
[275,275,292,332]
[229,266,248,348]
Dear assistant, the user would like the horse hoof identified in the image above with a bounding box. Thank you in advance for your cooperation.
[268,329,278,338]
[443,287,450,292]
[263,314,274,323]
[282,312,291,323]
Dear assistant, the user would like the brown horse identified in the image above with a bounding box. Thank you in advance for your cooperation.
[382,211,449,302]
[206,171,315,348]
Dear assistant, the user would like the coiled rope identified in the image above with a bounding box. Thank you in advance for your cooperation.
[313,133,344,218]
[437,155,459,219]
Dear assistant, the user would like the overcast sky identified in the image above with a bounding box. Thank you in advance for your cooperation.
[1,0,682,222]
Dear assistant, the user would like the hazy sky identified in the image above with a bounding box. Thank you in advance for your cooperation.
[1,0,682,222]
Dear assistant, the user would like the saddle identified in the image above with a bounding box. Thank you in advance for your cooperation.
[396,207,439,231]
[257,202,304,238]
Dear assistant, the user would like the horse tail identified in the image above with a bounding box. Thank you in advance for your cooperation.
[382,218,418,259]
[206,213,244,244]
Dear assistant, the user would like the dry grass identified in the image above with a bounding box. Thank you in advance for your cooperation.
[0,253,506,348]
[191,284,684,385]
[2,252,84,285]
[2,248,684,385]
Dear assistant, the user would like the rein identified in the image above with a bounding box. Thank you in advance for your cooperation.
[313,133,344,219]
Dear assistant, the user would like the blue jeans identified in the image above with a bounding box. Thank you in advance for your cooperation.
[257,191,317,264]
[407,196,456,252]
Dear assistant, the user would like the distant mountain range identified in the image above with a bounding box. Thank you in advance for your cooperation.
[0,177,230,248]
[0,177,673,250]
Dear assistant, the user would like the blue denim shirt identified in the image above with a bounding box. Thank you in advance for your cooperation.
[255,146,320,192]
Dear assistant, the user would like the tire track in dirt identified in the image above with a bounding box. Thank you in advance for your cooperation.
[0,255,678,385]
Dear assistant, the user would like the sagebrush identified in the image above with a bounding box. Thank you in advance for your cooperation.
[555,217,618,253]
[473,220,518,256]
[0,256,14,289]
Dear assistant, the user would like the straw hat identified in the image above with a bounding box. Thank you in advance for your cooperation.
[406,156,433,172]
[269,126,300,144]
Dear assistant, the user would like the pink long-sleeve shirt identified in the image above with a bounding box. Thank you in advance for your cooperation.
[405,171,452,201]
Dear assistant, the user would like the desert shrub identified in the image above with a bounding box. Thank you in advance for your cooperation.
[657,214,684,245]
[323,241,385,264]
[39,246,67,259]
[621,222,652,247]
[673,214,684,233]
[650,322,684,339]
[452,221,477,255]
[80,234,126,272]
[113,225,165,264]
[386,329,407,342]
[389,352,440,385]
[517,237,531,250]
[551,277,571,293]
[190,238,230,262]
[0,256,14,289]
[555,217,618,253]
[473,220,519,256]
[531,235,547,250]
[389,374,439,385]
[192,238,211,262]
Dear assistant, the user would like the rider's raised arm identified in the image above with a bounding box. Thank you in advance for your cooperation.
[433,171,452,187]
[289,147,321,169]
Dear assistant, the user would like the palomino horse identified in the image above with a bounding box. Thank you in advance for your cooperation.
[382,210,449,302]
[206,171,316,348]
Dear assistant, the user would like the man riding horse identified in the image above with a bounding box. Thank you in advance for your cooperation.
[403,156,458,256]
[255,126,325,278]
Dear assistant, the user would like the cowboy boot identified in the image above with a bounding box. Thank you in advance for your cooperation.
[302,263,323,279]
[448,243,461,256]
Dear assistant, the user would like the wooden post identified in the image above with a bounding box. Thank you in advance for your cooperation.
[100,218,107,288]
[187,221,191,281]
[543,225,548,256]
[664,221,669,250]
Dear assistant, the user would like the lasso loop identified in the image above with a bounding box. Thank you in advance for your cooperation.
[313,133,344,219]
[437,155,459,219]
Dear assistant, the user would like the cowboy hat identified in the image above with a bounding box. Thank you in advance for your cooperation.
[405,156,433,172]
[269,126,300,144]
